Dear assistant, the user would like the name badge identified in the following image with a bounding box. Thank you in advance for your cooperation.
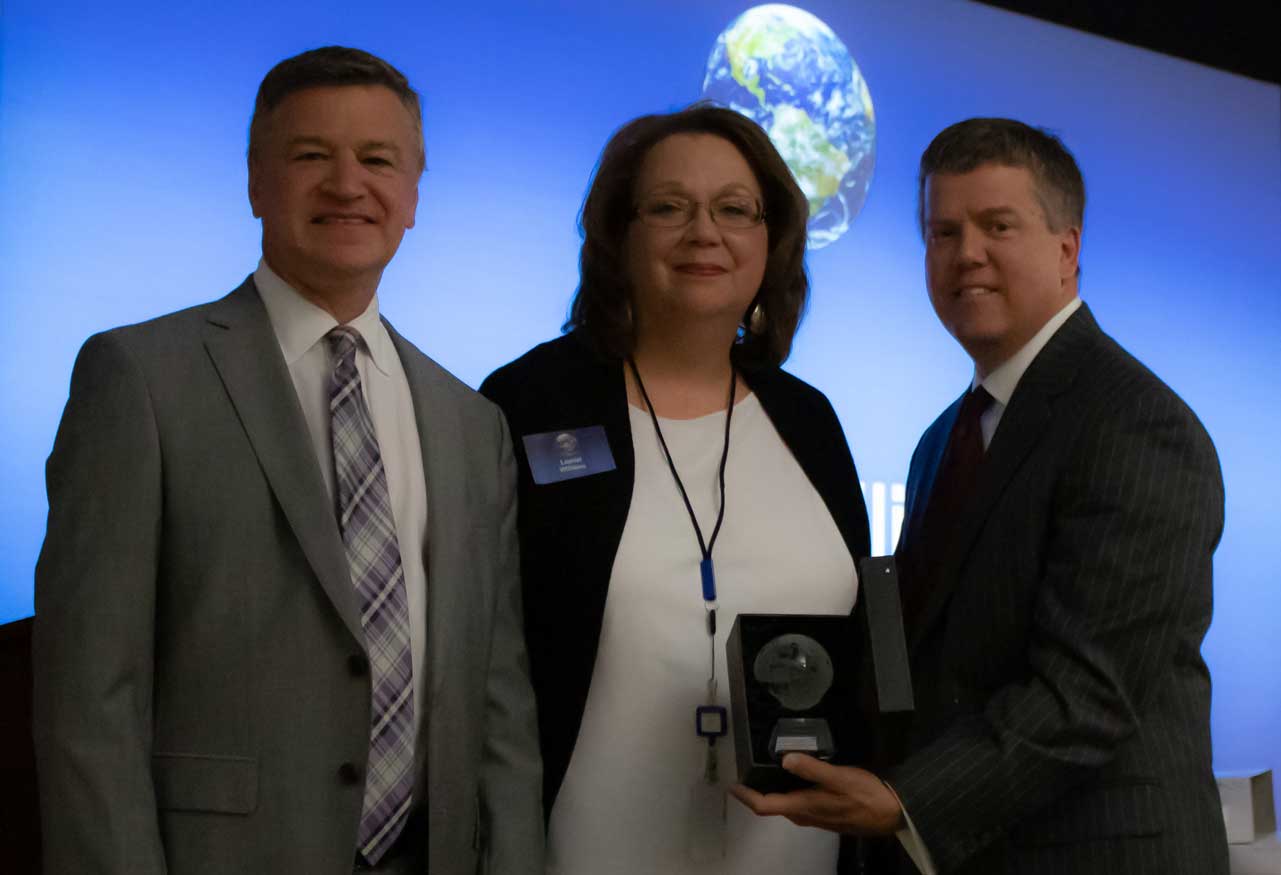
[523,426,617,485]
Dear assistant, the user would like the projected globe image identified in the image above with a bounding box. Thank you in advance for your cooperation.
[702,3,876,249]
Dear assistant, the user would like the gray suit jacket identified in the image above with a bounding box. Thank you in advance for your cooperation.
[33,278,544,875]
[880,304,1227,874]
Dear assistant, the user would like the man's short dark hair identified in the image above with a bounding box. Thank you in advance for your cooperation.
[566,103,811,369]
[248,46,423,169]
[917,117,1085,235]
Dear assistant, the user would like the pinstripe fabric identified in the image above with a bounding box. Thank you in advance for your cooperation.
[881,305,1227,875]
[328,327,415,864]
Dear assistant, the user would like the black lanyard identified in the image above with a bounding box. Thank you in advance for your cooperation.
[627,357,737,611]
[628,357,738,783]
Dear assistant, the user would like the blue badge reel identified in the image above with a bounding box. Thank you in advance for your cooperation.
[522,426,617,485]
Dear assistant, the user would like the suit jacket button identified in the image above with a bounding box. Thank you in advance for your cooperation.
[338,762,361,785]
[348,653,369,676]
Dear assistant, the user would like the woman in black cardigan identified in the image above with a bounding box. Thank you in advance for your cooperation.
[480,105,870,874]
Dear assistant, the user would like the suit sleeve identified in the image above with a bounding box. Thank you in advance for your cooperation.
[478,405,546,873]
[887,386,1224,870]
[32,332,169,874]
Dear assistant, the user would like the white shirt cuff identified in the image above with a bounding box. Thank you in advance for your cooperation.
[894,799,937,875]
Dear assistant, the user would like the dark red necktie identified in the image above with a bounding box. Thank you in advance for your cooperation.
[899,385,994,631]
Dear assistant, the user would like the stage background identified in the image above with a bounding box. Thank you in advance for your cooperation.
[2,0,1278,777]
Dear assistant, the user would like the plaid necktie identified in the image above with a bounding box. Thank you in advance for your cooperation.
[328,326,415,864]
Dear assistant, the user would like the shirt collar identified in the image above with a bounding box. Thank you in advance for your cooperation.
[975,297,1082,404]
[253,259,395,376]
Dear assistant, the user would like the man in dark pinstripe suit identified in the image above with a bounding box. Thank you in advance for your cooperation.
[734,118,1229,874]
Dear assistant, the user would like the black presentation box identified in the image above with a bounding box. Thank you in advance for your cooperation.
[727,613,860,793]
[726,556,913,792]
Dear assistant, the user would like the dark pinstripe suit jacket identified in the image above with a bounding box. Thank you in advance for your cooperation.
[879,304,1228,874]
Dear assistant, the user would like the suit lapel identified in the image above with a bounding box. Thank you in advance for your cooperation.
[387,323,462,702]
[203,279,364,644]
[910,306,1100,649]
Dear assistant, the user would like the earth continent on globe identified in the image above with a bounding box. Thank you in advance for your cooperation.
[703,4,876,249]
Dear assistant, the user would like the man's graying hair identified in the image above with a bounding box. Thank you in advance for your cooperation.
[917,117,1085,236]
[248,46,424,170]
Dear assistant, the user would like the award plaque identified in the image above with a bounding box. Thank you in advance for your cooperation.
[727,615,857,792]
[726,556,913,792]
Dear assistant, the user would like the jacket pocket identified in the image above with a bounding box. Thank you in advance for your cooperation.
[152,752,258,814]
[1011,779,1163,846]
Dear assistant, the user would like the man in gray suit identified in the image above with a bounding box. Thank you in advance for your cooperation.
[33,46,543,875]
[734,119,1227,874]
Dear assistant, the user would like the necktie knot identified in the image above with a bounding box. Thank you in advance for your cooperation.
[961,384,994,420]
[953,386,993,442]
[327,327,363,391]
[328,325,361,362]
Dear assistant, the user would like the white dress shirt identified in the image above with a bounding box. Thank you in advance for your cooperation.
[254,260,429,746]
[975,297,1083,448]
[896,295,1083,874]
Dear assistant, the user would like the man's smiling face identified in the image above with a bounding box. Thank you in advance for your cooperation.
[922,162,1080,375]
[249,84,420,301]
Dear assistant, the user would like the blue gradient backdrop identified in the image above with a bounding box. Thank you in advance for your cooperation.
[3,0,1278,774]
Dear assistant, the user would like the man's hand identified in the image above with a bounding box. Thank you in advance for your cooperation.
[728,754,906,836]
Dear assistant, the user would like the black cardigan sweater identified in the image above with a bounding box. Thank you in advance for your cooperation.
[480,332,872,819]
